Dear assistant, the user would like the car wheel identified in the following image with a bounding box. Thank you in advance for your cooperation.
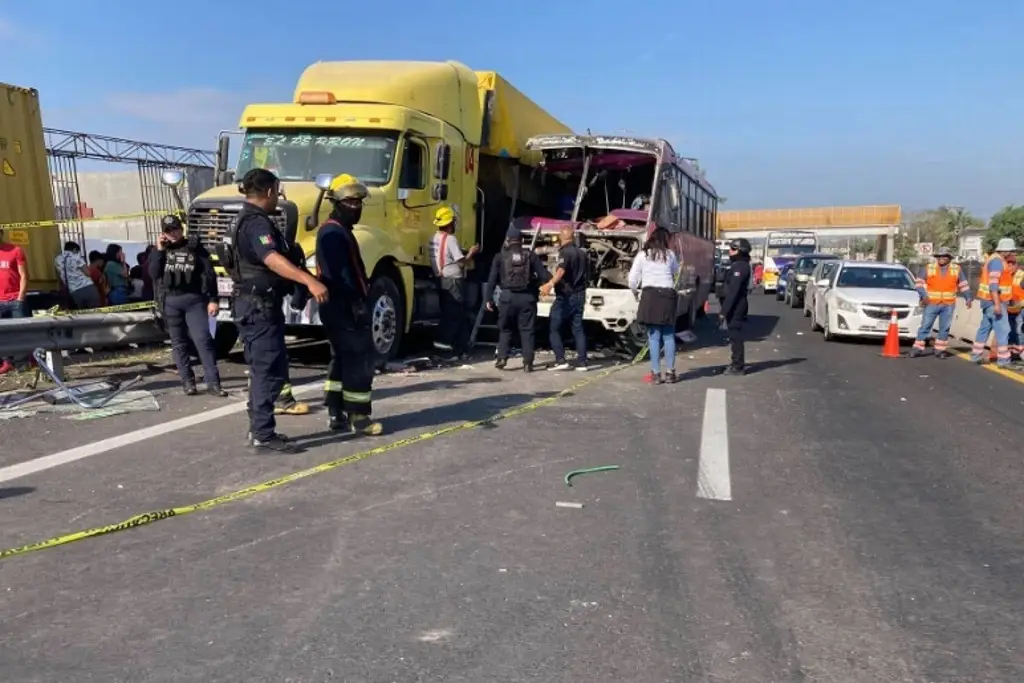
[213,323,240,359]
[790,293,801,309]
[810,307,821,332]
[803,298,812,317]
[822,308,834,341]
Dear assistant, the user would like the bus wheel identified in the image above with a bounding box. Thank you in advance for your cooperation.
[213,323,239,360]
[367,275,404,366]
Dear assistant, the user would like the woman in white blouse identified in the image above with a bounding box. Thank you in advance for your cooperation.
[628,228,681,383]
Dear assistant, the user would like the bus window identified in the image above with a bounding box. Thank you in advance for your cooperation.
[657,167,682,231]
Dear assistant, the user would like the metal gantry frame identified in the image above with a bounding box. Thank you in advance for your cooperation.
[43,128,216,246]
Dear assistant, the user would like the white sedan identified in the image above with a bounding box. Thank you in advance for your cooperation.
[809,261,923,341]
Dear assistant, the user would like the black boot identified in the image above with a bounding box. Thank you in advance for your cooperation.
[494,358,507,370]
[207,384,229,397]
[183,381,198,396]
[328,408,349,431]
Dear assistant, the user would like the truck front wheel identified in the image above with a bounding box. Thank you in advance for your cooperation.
[366,275,404,365]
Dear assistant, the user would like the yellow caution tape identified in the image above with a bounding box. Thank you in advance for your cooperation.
[0,210,182,231]
[0,347,649,561]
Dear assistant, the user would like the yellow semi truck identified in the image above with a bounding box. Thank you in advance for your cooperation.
[0,83,61,307]
[172,60,571,360]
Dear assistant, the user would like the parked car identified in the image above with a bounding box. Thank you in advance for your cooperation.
[810,261,922,341]
[784,253,839,309]
[775,263,793,301]
[803,260,841,318]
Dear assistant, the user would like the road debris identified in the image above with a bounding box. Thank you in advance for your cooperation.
[555,501,584,509]
[564,465,620,487]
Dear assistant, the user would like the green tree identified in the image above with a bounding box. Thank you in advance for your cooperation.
[905,206,983,250]
[983,205,1024,252]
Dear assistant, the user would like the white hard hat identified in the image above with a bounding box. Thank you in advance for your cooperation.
[996,237,1017,252]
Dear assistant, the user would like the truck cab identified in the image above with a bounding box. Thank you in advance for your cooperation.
[166,61,571,361]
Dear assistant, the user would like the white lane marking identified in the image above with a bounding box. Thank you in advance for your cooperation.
[696,388,732,501]
[0,381,322,485]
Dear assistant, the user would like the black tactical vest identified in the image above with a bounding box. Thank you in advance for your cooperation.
[163,244,197,292]
[221,211,289,295]
[501,247,530,292]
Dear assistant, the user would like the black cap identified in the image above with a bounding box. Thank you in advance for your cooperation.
[506,226,522,241]
[729,238,752,254]
[161,214,183,232]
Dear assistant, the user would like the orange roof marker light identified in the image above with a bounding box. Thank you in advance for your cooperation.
[297,91,337,105]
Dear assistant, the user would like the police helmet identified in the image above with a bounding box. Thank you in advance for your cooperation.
[934,247,954,258]
[729,238,752,254]
[161,214,184,232]
[433,205,457,228]
[325,173,369,203]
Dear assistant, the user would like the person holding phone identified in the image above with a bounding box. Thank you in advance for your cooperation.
[429,205,479,360]
[149,214,227,397]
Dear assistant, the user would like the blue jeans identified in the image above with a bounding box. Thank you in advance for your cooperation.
[549,290,587,363]
[108,287,130,305]
[971,301,1012,366]
[647,324,676,374]
[0,300,26,363]
[1008,311,1021,358]
[913,303,954,352]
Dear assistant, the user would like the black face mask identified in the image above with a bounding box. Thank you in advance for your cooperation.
[333,205,362,226]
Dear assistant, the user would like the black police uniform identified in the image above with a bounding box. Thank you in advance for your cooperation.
[224,202,293,446]
[316,217,377,427]
[721,242,752,374]
[550,241,589,367]
[148,231,224,395]
[485,239,551,371]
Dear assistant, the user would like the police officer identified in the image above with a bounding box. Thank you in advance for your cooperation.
[316,174,383,436]
[430,205,479,359]
[226,168,328,453]
[485,226,551,372]
[149,214,227,397]
[721,238,752,375]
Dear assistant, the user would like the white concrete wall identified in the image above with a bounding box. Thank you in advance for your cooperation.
[70,171,148,242]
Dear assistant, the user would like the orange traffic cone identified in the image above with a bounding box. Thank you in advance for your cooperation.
[880,308,902,358]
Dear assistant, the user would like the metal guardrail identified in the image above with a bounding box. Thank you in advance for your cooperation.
[0,309,166,357]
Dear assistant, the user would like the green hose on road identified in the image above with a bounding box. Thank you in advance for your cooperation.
[564,465,620,487]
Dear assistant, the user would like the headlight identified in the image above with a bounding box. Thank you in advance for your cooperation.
[836,297,858,313]
[305,254,317,270]
[912,303,923,316]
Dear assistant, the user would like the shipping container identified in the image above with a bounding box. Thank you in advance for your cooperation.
[0,83,59,295]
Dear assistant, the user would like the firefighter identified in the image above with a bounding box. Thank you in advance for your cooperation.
[971,238,1017,367]
[317,174,383,436]
[911,247,971,359]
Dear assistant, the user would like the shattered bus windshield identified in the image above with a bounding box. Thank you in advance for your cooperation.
[543,147,659,224]
[235,129,399,185]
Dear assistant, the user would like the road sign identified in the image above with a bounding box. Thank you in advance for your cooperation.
[914,242,933,256]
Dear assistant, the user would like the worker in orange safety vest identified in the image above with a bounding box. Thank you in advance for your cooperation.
[911,246,972,358]
[1007,257,1024,364]
[970,238,1017,367]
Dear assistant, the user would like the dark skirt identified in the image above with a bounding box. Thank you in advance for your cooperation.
[636,286,678,327]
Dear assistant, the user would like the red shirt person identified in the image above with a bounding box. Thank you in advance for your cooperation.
[0,227,29,374]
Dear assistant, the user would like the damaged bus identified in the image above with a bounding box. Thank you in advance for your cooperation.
[514,134,718,352]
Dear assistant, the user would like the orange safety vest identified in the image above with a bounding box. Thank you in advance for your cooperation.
[1009,269,1024,315]
[976,254,1014,301]
[924,262,961,304]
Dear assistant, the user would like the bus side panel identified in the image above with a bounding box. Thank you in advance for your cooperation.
[0,84,59,293]
[674,231,714,309]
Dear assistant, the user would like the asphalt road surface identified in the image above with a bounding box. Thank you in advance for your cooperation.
[1,295,1022,682]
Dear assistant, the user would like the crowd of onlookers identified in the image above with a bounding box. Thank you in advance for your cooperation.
[53,241,156,310]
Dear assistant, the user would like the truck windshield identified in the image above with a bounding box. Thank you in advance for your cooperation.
[236,129,399,186]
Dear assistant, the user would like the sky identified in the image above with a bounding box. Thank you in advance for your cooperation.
[1,0,1020,218]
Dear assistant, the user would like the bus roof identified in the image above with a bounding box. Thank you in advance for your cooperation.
[525,133,717,196]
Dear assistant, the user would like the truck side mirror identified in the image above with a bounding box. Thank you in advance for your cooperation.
[314,173,333,192]
[431,183,449,201]
[434,143,451,180]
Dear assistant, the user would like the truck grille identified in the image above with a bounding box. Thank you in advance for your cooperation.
[187,204,288,253]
